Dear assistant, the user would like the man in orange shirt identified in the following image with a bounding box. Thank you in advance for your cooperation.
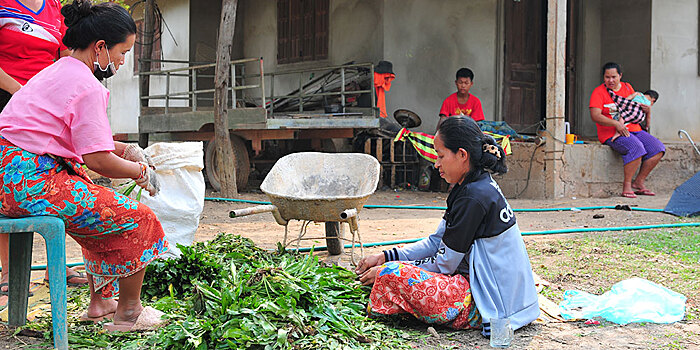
[589,62,665,198]
[438,68,485,129]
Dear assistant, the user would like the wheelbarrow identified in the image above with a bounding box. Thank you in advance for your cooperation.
[230,152,380,264]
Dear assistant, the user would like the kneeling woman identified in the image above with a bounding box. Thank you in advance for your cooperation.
[355,116,539,335]
[0,1,167,331]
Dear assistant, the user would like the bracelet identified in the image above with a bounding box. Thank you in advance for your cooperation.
[135,162,147,181]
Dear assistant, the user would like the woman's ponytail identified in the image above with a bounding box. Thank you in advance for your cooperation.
[61,0,136,50]
[480,135,508,175]
[61,0,92,28]
[437,116,508,183]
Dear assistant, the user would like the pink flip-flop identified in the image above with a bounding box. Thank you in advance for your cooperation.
[103,306,166,332]
[621,192,637,198]
[79,311,115,323]
[634,189,655,196]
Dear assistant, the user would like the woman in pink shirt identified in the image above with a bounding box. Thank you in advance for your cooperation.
[0,0,167,332]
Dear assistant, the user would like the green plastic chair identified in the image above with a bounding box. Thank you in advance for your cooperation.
[0,215,68,350]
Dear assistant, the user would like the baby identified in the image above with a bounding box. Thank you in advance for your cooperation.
[611,89,659,140]
[629,89,659,107]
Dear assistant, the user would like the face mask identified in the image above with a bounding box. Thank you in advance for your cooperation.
[93,46,116,80]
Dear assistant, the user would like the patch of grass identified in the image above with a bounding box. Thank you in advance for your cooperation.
[527,227,700,319]
[609,227,700,264]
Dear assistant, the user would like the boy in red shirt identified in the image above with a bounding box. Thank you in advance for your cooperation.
[438,68,485,128]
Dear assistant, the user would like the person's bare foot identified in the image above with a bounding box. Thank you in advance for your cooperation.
[84,298,118,320]
[44,266,88,286]
[104,306,166,332]
[0,274,8,293]
[622,181,635,195]
[112,304,144,326]
[631,180,647,191]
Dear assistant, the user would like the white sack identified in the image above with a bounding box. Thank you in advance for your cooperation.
[139,142,205,258]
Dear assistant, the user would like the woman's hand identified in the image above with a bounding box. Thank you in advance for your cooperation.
[615,120,630,137]
[358,266,381,286]
[134,162,160,196]
[0,67,22,94]
[121,143,152,165]
[355,253,385,275]
[640,103,651,115]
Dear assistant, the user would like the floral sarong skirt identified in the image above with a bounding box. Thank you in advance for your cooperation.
[0,137,168,298]
[369,262,481,329]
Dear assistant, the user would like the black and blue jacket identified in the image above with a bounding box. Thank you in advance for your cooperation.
[383,171,539,331]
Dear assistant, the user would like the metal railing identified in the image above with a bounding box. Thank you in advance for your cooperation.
[266,62,375,115]
[138,57,265,114]
[138,58,376,117]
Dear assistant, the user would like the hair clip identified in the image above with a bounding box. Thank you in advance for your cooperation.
[483,144,501,159]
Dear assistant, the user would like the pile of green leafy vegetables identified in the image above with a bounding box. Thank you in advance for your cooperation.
[51,234,421,349]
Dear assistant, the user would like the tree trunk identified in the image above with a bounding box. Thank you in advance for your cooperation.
[138,0,156,148]
[214,0,239,197]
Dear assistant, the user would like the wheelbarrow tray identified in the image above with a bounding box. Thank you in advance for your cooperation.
[260,152,380,222]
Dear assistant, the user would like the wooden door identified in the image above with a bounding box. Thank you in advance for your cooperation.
[503,0,546,133]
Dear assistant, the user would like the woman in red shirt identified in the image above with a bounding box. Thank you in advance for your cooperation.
[0,0,87,295]
[589,62,665,198]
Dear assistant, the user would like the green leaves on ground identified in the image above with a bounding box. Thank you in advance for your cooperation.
[134,234,416,349]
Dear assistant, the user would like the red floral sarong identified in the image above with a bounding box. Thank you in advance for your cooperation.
[0,137,168,298]
[368,262,481,329]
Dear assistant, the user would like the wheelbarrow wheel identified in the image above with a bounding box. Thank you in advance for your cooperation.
[325,222,345,255]
[205,135,250,191]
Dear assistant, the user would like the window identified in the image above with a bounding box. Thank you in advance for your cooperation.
[277,0,329,64]
[133,19,162,73]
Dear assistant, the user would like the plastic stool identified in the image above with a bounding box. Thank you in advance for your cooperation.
[0,215,68,350]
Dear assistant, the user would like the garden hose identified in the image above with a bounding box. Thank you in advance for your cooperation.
[12,199,691,270]
[289,222,700,253]
[205,197,664,212]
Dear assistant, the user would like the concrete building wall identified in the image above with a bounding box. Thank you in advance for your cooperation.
[241,0,383,71]
[107,0,191,133]
[329,0,384,64]
[576,0,603,138]
[239,0,497,131]
[650,0,700,141]
[190,0,245,62]
[149,0,191,107]
[106,47,140,134]
[241,0,383,101]
[601,0,651,91]
[383,0,498,134]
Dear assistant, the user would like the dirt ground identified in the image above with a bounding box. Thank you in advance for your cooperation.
[200,190,698,349]
[4,189,699,349]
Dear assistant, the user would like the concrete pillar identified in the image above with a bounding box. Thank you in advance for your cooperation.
[545,0,567,198]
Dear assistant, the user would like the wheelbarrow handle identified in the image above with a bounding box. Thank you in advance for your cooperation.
[340,208,357,220]
[229,205,288,226]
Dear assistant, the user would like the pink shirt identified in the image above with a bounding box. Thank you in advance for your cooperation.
[0,56,114,163]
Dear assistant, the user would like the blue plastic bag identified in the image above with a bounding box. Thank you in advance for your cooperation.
[559,277,686,324]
